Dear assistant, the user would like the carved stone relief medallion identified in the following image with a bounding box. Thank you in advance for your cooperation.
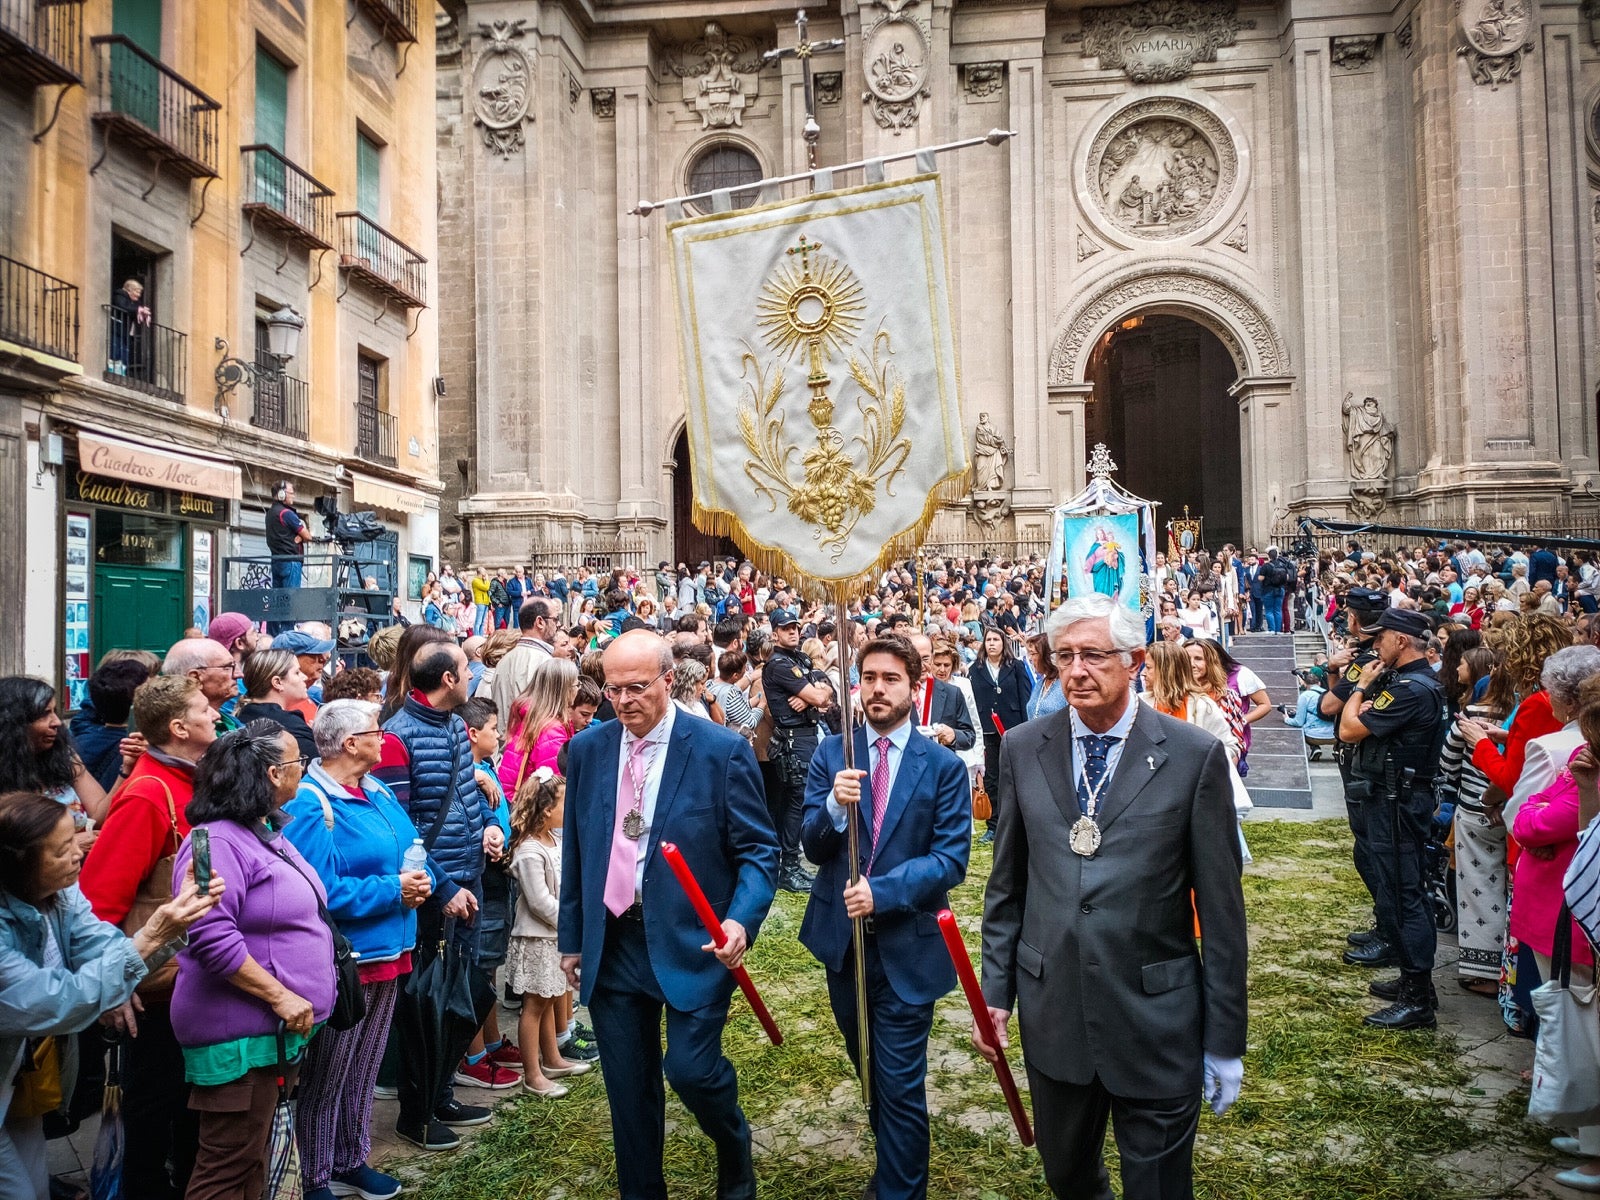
[862,0,931,133]
[1086,97,1236,240]
[667,22,768,130]
[1079,0,1239,83]
[473,20,534,158]
[1457,0,1535,90]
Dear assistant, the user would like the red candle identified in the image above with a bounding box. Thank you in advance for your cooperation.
[661,843,783,1046]
[937,908,1035,1146]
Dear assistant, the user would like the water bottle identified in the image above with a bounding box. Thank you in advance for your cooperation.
[402,838,427,874]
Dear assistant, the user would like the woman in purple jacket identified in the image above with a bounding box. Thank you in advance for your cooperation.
[172,722,335,1200]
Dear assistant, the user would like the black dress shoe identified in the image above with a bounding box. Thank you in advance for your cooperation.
[1347,928,1383,948]
[862,1175,877,1200]
[1342,940,1398,968]
[1369,975,1439,1008]
[1364,973,1438,1030]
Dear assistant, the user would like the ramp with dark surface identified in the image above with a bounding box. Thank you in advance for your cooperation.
[1229,633,1314,809]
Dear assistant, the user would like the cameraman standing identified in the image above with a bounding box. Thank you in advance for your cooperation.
[266,480,313,588]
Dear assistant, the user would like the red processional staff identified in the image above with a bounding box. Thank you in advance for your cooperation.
[661,842,783,1046]
[937,909,1034,1145]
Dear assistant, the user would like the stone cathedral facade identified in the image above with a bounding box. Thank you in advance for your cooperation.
[434,0,1599,563]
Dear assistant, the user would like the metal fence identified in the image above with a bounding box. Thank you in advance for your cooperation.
[102,304,185,401]
[0,255,78,362]
[920,538,1053,565]
[0,0,84,84]
[1270,513,1600,557]
[526,539,652,577]
[91,35,220,178]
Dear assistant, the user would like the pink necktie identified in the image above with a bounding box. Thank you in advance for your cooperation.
[604,737,649,916]
[867,736,891,873]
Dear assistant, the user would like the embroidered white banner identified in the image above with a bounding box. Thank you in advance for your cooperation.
[667,174,967,585]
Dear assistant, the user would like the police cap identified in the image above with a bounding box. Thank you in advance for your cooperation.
[772,609,800,629]
[1345,587,1388,615]
[1371,608,1433,639]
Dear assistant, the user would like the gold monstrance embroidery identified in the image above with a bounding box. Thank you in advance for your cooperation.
[739,233,912,563]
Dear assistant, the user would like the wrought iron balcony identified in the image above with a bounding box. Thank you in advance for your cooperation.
[90,34,220,180]
[102,303,186,402]
[250,356,309,440]
[240,145,334,250]
[353,0,417,47]
[0,255,79,365]
[0,0,83,87]
[336,212,426,309]
[355,401,397,467]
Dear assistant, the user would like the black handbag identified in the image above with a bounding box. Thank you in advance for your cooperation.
[273,844,367,1032]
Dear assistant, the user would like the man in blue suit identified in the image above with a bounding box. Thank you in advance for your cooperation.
[800,634,972,1200]
[558,630,780,1200]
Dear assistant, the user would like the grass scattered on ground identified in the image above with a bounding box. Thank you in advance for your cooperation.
[400,821,1536,1199]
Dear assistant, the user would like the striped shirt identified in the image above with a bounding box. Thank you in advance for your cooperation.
[707,680,758,735]
[1436,723,1495,809]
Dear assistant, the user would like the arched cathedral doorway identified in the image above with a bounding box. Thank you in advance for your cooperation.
[1085,314,1245,550]
[670,427,742,570]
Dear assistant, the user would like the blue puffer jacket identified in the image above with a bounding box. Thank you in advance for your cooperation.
[281,763,438,963]
[380,698,486,902]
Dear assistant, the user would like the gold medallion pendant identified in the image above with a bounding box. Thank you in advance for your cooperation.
[623,808,645,840]
[1069,815,1102,858]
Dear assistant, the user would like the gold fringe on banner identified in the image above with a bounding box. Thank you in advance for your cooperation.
[692,466,970,602]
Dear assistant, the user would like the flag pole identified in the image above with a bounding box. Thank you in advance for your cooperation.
[832,579,871,1109]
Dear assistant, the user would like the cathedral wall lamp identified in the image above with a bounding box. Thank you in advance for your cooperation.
[213,305,305,415]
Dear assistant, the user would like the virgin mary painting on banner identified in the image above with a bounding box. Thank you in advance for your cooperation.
[1062,512,1142,614]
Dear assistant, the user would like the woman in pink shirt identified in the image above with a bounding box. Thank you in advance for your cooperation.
[1510,744,1600,1187]
[498,657,579,801]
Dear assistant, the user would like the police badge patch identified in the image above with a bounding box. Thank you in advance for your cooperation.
[1346,665,1362,682]
[1373,691,1394,710]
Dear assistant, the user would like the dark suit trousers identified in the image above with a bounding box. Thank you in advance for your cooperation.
[589,914,752,1200]
[1026,1064,1201,1200]
[826,936,936,1200]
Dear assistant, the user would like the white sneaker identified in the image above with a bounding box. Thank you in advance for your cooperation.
[1553,1137,1584,1156]
[1553,1168,1600,1193]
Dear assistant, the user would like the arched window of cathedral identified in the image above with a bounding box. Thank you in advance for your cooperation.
[687,144,762,214]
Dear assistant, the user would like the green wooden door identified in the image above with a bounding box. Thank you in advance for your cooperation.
[255,49,289,207]
[92,567,186,663]
[112,0,162,129]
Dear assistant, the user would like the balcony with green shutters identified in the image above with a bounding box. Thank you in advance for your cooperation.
[89,33,220,180]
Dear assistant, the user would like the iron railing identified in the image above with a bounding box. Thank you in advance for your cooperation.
[240,145,334,249]
[355,401,397,467]
[353,0,417,46]
[102,303,185,401]
[90,34,220,179]
[250,354,309,439]
[336,212,426,308]
[0,0,83,86]
[921,539,1053,566]
[0,255,79,363]
[526,539,653,577]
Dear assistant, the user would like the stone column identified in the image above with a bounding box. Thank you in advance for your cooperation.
[1047,383,1093,501]
[614,71,658,520]
[1287,30,1344,503]
[1004,19,1050,525]
[1229,375,1296,547]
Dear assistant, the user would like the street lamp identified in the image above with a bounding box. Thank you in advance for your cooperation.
[213,305,305,414]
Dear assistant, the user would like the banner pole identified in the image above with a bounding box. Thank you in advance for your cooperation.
[630,130,1016,216]
[833,579,872,1110]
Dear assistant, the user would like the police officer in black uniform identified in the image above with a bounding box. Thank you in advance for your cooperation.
[1320,587,1392,963]
[763,608,834,892]
[1336,608,1447,1030]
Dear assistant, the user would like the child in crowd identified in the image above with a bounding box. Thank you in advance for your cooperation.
[455,697,523,1089]
[509,768,591,1097]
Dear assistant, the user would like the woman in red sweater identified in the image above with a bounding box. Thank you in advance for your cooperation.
[1459,614,1574,798]
[78,675,218,1200]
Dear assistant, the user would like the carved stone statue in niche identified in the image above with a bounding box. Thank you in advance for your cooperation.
[1098,119,1219,232]
[1342,392,1397,517]
[970,412,1010,493]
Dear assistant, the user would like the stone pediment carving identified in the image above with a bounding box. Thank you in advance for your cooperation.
[1330,34,1381,72]
[1080,0,1239,83]
[667,23,768,129]
[862,0,931,133]
[1087,97,1236,241]
[473,21,534,158]
[1457,0,1535,90]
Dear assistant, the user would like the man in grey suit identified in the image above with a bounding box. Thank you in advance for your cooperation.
[975,593,1248,1200]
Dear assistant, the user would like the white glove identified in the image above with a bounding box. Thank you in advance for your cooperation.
[1202,1053,1243,1116]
